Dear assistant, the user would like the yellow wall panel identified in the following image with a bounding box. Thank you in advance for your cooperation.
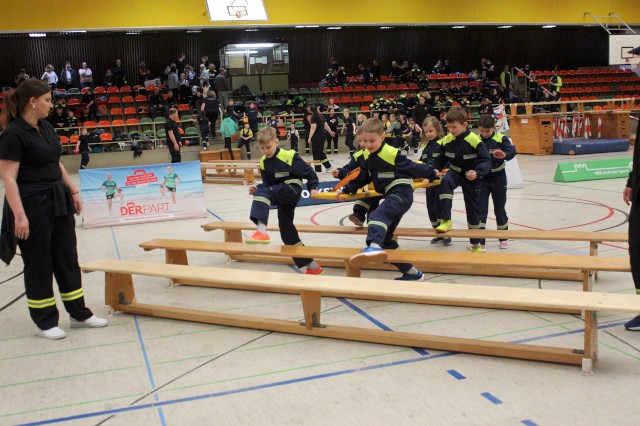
[1,0,639,31]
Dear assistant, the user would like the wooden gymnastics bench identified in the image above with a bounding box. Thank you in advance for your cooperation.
[139,239,630,302]
[81,259,640,373]
[200,161,260,185]
[200,221,628,281]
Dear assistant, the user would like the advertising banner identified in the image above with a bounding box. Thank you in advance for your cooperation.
[553,157,633,182]
[79,161,207,228]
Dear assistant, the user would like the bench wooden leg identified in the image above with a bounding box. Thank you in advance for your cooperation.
[224,229,243,244]
[582,310,598,375]
[590,241,599,281]
[345,260,362,278]
[166,249,188,266]
[244,168,256,185]
[105,272,135,314]
[300,290,323,330]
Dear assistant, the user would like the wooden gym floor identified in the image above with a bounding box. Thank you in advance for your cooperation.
[1,148,639,426]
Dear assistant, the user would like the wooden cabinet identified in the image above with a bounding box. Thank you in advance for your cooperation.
[509,114,554,155]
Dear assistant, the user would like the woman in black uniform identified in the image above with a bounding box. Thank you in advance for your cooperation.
[0,79,107,340]
[307,105,334,173]
[200,91,220,144]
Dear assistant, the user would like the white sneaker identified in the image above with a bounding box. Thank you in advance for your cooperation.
[37,326,67,340]
[70,315,108,328]
[499,241,510,249]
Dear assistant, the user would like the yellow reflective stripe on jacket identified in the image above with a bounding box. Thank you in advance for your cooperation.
[491,163,506,173]
[60,288,84,302]
[464,132,482,148]
[492,132,505,143]
[27,297,56,309]
[385,178,412,193]
[378,143,398,165]
[284,179,303,187]
[254,196,271,206]
[276,148,296,165]
[463,153,477,160]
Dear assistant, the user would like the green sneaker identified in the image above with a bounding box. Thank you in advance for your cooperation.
[466,244,484,253]
[435,220,452,233]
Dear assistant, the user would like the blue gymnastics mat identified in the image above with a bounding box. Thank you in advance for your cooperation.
[553,138,630,155]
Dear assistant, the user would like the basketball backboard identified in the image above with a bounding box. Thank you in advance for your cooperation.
[205,0,268,21]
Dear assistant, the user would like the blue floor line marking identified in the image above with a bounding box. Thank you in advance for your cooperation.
[19,351,459,425]
[481,392,503,405]
[111,227,166,426]
[446,369,466,380]
[206,209,226,222]
[521,420,539,426]
[20,283,631,424]
[338,298,429,356]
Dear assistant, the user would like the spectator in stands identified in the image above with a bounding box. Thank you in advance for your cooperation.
[549,69,563,100]
[79,62,93,89]
[207,64,217,89]
[41,65,58,90]
[442,59,453,74]
[527,73,539,102]
[165,108,182,163]
[485,59,495,81]
[479,97,492,115]
[177,52,186,76]
[198,64,209,87]
[179,73,191,102]
[330,57,340,74]
[13,69,29,87]
[357,64,370,85]
[225,98,242,123]
[371,60,381,82]
[65,110,78,136]
[165,91,178,110]
[201,91,221,141]
[82,87,98,122]
[112,59,126,88]
[500,65,511,93]
[214,69,230,105]
[245,101,260,140]
[185,64,196,85]
[138,61,151,86]
[409,63,422,82]
[324,98,339,113]
[390,61,402,80]
[432,60,444,75]
[412,95,433,128]
[166,65,180,100]
[49,105,66,133]
[104,69,115,88]
[322,69,336,87]
[58,61,78,91]
[149,87,168,118]
[335,67,347,86]
[200,56,209,68]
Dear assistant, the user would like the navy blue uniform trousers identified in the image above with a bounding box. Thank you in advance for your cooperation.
[478,171,509,245]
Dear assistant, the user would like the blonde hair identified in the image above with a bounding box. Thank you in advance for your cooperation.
[356,118,384,136]
[256,126,277,145]
[419,116,444,150]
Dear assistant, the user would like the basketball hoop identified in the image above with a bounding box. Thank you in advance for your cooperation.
[228,0,248,19]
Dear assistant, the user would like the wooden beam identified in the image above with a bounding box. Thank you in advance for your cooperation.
[116,301,584,366]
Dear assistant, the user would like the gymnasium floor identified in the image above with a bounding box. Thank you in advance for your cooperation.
[1,148,639,426]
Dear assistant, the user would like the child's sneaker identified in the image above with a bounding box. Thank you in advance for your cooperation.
[70,315,108,328]
[624,315,640,331]
[430,237,444,244]
[37,326,67,340]
[442,238,452,246]
[499,240,510,249]
[305,265,324,275]
[246,231,270,244]
[435,220,452,233]
[348,214,364,227]
[350,246,388,263]
[394,270,424,281]
[466,244,485,253]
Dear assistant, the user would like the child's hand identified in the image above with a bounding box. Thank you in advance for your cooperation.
[331,169,340,178]
[335,190,346,200]
[492,149,506,159]
[465,170,477,181]
[310,189,318,197]
[330,131,336,137]
[248,186,257,195]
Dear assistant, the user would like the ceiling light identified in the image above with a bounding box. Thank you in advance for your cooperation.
[187,30,202,33]
[452,26,466,29]
[380,26,393,29]
[227,50,259,55]
[234,43,274,48]
[126,31,141,35]
[29,33,46,37]
[245,28,259,32]
[327,27,342,30]
[295,25,319,28]
[542,25,556,29]
[498,25,513,29]
[60,30,86,35]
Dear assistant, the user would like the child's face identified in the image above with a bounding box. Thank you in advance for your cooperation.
[343,110,349,118]
[424,124,438,141]
[446,120,468,137]
[260,138,279,158]
[358,131,384,153]
[81,128,88,135]
[244,123,250,129]
[167,166,173,173]
[479,126,494,139]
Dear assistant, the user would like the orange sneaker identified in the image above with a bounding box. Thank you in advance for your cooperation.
[305,265,324,275]
[245,231,270,244]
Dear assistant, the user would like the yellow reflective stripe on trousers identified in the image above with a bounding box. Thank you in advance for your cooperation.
[284,179,302,187]
[491,163,506,173]
[369,220,388,232]
[439,194,454,200]
[497,224,509,230]
[355,200,370,209]
[468,223,481,229]
[60,288,84,302]
[448,164,462,173]
[27,297,56,309]
[254,196,271,206]
[384,178,412,193]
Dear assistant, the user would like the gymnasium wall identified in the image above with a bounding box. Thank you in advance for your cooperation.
[0,27,611,87]
[2,0,640,31]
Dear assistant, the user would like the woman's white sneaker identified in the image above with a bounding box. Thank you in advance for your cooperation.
[70,315,108,328]
[37,327,67,340]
